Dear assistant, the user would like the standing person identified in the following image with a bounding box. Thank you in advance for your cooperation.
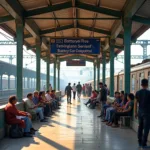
[134,79,150,148]
[76,82,82,100]
[97,82,107,118]
[49,84,52,92]
[82,84,86,97]
[43,85,46,91]
[72,83,77,99]
[65,83,72,104]
[88,84,92,97]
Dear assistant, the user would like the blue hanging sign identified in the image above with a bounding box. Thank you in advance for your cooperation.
[66,60,86,66]
[50,38,100,54]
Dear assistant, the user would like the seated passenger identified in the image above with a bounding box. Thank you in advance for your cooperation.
[101,91,122,122]
[25,93,47,122]
[110,93,134,127]
[84,90,97,106]
[45,90,58,109]
[89,91,100,109]
[5,95,37,137]
[39,91,52,116]
[50,90,61,106]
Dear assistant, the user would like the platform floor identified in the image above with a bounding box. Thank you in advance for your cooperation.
[0,98,141,150]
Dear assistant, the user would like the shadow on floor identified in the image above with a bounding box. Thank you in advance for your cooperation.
[37,133,70,150]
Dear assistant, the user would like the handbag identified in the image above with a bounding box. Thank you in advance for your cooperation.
[9,124,24,138]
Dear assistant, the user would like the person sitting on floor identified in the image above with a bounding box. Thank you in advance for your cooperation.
[84,90,97,106]
[5,95,37,137]
[110,93,134,127]
[25,93,47,122]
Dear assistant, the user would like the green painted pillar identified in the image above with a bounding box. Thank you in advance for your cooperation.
[15,76,16,89]
[36,39,41,91]
[97,59,100,90]
[57,61,60,91]
[110,39,115,97]
[16,20,24,101]
[93,62,96,90]
[46,58,50,90]
[102,52,106,84]
[54,60,56,90]
[8,75,10,89]
[123,18,132,93]
[0,75,2,90]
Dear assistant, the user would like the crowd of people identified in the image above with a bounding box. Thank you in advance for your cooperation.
[65,82,82,104]
[84,79,150,148]
[4,79,150,148]
[5,88,61,137]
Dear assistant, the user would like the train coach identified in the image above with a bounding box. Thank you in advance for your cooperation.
[86,59,150,94]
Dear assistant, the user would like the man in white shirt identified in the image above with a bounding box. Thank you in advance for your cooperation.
[72,83,77,99]
[45,90,59,109]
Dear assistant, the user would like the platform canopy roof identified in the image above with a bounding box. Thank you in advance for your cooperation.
[0,0,150,63]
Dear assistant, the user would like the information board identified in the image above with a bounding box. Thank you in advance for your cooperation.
[66,60,86,66]
[50,38,100,54]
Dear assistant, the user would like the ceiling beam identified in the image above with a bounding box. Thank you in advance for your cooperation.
[111,0,147,39]
[47,0,64,37]
[0,15,14,24]
[78,24,111,36]
[76,1,122,18]
[59,55,94,62]
[25,1,72,17]
[0,0,49,49]
[72,0,77,37]
[132,15,150,26]
[40,24,74,35]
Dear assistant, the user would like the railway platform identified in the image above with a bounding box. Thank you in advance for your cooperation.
[0,97,142,150]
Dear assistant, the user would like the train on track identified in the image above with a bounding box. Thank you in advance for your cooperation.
[86,59,150,94]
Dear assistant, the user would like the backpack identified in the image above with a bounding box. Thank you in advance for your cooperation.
[9,124,24,138]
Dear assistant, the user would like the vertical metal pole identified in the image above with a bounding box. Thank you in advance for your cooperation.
[0,75,2,90]
[142,45,147,60]
[8,75,10,89]
[97,59,100,90]
[46,58,50,90]
[123,18,132,94]
[57,62,60,91]
[36,39,41,91]
[16,20,24,101]
[54,60,56,90]
[110,40,115,97]
[102,52,106,84]
[93,62,96,90]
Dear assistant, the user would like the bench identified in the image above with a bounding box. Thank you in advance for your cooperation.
[120,116,132,128]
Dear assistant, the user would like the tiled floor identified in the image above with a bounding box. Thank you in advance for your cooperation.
[0,97,144,150]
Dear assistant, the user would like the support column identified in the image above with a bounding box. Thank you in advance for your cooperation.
[16,20,24,101]
[0,75,2,90]
[123,18,132,94]
[54,59,56,90]
[102,52,106,84]
[8,75,10,89]
[57,61,60,91]
[93,61,96,90]
[14,76,16,89]
[36,39,41,91]
[46,57,50,90]
[110,39,115,97]
[97,59,100,90]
